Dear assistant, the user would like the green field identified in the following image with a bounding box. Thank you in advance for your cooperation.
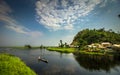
[47,47,75,53]
[47,47,114,56]
[0,53,37,75]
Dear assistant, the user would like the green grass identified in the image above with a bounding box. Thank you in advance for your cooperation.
[78,50,113,56]
[79,51,105,55]
[47,47,75,53]
[0,53,37,75]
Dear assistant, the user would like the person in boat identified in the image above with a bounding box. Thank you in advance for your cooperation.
[38,56,41,59]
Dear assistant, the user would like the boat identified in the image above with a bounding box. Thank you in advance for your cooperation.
[38,56,48,63]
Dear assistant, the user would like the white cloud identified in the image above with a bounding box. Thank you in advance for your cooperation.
[29,31,43,37]
[36,0,108,31]
[0,0,42,37]
[5,25,29,34]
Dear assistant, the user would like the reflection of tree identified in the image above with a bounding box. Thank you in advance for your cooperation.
[74,54,120,72]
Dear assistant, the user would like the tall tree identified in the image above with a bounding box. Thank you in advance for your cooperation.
[64,42,69,48]
[60,40,64,48]
[25,45,32,49]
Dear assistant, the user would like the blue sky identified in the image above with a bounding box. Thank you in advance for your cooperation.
[0,0,120,46]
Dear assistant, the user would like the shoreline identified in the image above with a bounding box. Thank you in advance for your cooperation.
[0,53,37,75]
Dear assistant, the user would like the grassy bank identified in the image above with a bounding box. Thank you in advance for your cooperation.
[0,46,42,50]
[47,47,75,53]
[0,53,37,75]
[73,50,113,56]
[47,47,109,55]
[79,51,105,55]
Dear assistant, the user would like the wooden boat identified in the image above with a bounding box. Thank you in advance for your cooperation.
[38,56,48,63]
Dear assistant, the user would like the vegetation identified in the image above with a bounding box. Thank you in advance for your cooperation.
[3,46,43,50]
[47,47,75,53]
[47,40,73,53]
[71,28,120,50]
[80,51,104,55]
[59,40,64,48]
[0,53,37,75]
[24,45,32,49]
[58,40,69,48]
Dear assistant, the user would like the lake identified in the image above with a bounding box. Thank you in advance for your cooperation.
[0,48,120,75]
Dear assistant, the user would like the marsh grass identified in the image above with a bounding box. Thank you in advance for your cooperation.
[0,53,37,75]
[47,47,75,53]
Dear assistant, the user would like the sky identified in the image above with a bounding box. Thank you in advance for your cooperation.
[0,0,120,47]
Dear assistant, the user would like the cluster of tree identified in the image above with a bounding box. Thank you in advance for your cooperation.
[58,40,69,48]
[71,28,120,49]
[24,45,32,49]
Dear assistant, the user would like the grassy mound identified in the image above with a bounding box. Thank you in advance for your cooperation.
[47,47,75,53]
[0,53,37,75]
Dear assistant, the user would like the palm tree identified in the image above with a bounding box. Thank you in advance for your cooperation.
[60,40,64,48]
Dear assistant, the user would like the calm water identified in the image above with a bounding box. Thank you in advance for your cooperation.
[0,48,120,75]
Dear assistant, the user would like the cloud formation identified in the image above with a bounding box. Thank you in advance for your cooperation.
[0,0,42,37]
[36,0,109,31]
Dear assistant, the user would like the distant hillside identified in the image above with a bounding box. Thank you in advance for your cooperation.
[71,28,120,47]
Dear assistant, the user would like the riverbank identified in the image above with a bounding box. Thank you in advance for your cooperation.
[0,46,41,50]
[47,47,114,56]
[77,51,110,56]
[47,47,75,53]
[0,53,37,75]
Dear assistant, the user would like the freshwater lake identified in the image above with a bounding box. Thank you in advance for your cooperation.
[0,48,120,75]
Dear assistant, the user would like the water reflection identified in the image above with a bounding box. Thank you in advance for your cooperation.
[1,48,120,75]
[75,54,120,72]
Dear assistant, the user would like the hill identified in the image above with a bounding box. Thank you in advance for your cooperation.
[71,28,120,48]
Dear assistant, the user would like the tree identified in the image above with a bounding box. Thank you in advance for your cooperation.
[40,44,43,49]
[77,39,87,50]
[64,42,69,48]
[71,28,120,47]
[60,40,62,45]
[25,45,32,49]
[108,29,113,33]
[59,40,64,48]
[98,28,105,32]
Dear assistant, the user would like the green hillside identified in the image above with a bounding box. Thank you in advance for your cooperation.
[71,28,120,48]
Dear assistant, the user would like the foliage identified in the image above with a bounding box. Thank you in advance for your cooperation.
[0,53,37,75]
[71,28,120,48]
[25,45,32,49]
[64,42,70,48]
[58,40,70,48]
[59,40,64,48]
